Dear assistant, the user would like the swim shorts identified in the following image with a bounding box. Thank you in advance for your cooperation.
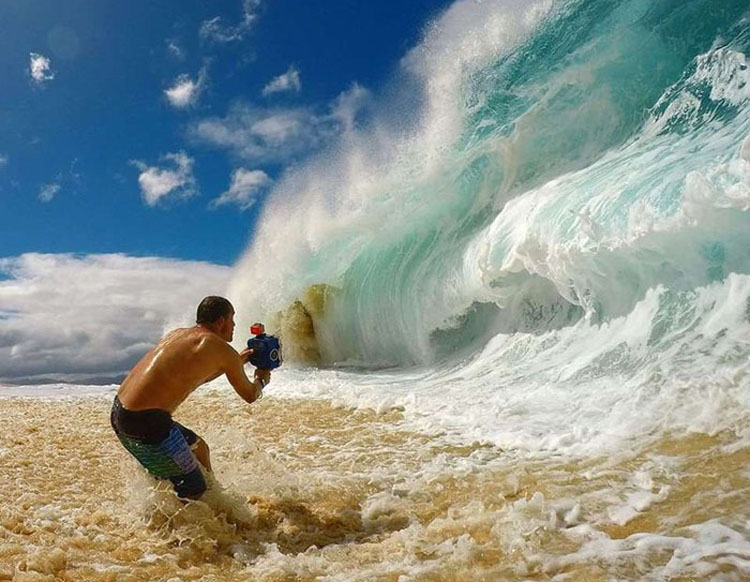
[110,396,207,498]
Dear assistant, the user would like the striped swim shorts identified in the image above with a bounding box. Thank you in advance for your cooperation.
[110,395,206,498]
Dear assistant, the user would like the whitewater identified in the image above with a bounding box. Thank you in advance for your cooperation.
[4,0,750,580]
[231,0,750,463]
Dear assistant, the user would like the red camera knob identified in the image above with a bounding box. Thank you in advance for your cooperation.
[250,323,265,335]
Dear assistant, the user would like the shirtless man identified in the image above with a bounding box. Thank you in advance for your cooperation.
[110,296,270,499]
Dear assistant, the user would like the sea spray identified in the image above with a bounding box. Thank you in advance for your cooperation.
[229,0,750,380]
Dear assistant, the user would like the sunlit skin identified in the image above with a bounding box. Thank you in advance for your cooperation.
[117,309,271,471]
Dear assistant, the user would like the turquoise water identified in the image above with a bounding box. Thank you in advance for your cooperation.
[229,0,750,453]
[234,0,749,366]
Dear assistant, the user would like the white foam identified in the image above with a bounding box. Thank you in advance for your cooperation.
[544,520,750,579]
[0,383,115,399]
[225,271,750,462]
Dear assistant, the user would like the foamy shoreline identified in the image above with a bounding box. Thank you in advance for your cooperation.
[0,384,117,399]
[2,392,750,581]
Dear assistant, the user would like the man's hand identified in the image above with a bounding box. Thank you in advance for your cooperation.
[254,368,271,387]
[239,347,254,364]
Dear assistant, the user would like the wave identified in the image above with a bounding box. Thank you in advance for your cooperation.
[229,0,750,386]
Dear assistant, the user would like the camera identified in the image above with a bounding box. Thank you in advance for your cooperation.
[246,323,282,369]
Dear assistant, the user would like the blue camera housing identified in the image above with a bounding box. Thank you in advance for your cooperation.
[247,333,282,369]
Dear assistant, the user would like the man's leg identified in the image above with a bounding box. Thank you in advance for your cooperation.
[191,437,212,472]
[174,422,211,472]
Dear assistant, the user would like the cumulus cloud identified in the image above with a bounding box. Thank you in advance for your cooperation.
[262,65,301,96]
[38,182,61,202]
[200,0,260,43]
[189,85,371,163]
[164,68,207,108]
[0,155,7,167]
[0,253,232,384]
[29,52,54,84]
[131,151,198,206]
[191,106,324,162]
[211,168,271,210]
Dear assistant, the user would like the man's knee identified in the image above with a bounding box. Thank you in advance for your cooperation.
[191,437,213,472]
[192,437,209,454]
[172,467,207,499]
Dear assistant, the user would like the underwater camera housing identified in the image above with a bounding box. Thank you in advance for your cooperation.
[246,323,282,369]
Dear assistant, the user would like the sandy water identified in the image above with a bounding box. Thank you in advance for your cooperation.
[2,389,750,582]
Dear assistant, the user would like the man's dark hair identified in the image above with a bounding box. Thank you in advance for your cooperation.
[196,296,234,325]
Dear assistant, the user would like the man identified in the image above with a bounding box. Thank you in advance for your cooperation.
[110,296,270,499]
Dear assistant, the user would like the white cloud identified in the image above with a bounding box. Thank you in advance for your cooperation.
[38,183,61,202]
[166,39,185,59]
[251,113,308,144]
[131,152,198,206]
[36,161,80,202]
[330,83,371,132]
[189,85,370,163]
[29,52,54,84]
[0,155,7,167]
[262,65,301,96]
[191,106,323,162]
[211,168,271,210]
[164,69,207,108]
[0,253,232,384]
[200,0,260,43]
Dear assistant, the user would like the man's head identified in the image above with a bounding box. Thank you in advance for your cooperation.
[196,296,236,341]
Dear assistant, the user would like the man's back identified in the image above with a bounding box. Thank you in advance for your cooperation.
[117,327,228,413]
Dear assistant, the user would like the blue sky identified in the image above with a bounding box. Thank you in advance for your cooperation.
[0,0,571,384]
[5,0,529,384]
[0,0,451,265]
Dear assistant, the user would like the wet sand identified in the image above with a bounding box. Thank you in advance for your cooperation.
[2,391,749,581]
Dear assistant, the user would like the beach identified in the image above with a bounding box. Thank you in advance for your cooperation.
[3,384,750,581]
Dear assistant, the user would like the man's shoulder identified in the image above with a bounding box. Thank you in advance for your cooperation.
[161,327,220,349]
[163,327,235,361]
[193,330,232,354]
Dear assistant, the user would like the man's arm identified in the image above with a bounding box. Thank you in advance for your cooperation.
[221,344,265,404]
[203,369,226,384]
[201,349,253,384]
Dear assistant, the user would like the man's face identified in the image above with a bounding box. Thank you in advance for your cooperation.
[219,310,236,342]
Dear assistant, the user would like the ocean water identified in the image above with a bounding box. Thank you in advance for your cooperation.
[230,0,750,484]
[4,0,750,580]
